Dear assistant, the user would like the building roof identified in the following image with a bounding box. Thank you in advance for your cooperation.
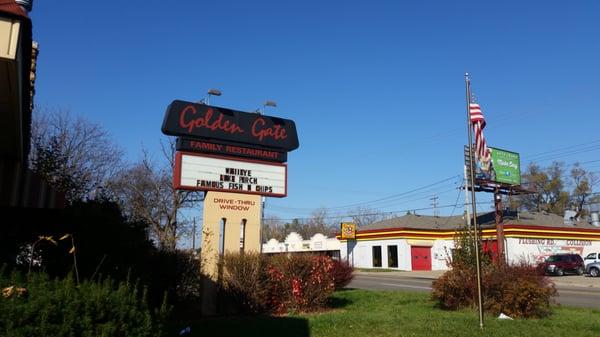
[360,211,599,232]
[0,0,28,19]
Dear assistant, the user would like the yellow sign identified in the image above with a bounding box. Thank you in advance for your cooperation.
[341,222,357,240]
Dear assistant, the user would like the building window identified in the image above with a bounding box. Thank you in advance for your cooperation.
[387,245,398,268]
[239,219,247,253]
[372,246,382,267]
[218,218,226,257]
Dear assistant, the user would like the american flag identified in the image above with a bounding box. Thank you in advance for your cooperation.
[469,102,491,169]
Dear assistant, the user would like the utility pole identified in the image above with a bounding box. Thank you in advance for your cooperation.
[494,189,505,264]
[192,218,196,253]
[260,196,266,252]
[430,195,439,217]
[463,165,471,229]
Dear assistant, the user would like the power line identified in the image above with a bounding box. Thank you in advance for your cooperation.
[267,174,461,212]
[529,145,600,164]
[268,201,494,222]
[265,185,461,217]
[523,139,600,162]
[268,185,461,215]
[440,179,465,228]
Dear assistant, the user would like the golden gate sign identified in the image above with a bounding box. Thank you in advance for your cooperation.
[161,100,299,316]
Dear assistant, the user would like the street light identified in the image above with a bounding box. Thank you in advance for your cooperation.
[264,100,277,108]
[206,88,222,105]
[257,100,277,114]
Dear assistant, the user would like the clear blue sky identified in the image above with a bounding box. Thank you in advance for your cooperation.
[31,1,600,224]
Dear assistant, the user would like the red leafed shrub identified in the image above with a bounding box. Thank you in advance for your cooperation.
[266,254,335,313]
[482,262,557,318]
[431,262,478,310]
[222,253,335,314]
[432,261,557,318]
[432,227,556,318]
[331,259,354,290]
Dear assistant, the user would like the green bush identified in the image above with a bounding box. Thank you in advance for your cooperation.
[0,270,169,337]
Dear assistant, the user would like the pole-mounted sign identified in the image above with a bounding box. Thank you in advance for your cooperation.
[162,99,299,198]
[162,97,299,315]
[340,222,357,240]
[176,138,287,163]
[174,152,287,197]
[464,145,521,186]
[162,100,299,152]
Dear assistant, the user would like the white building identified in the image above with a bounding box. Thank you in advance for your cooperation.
[339,211,600,271]
[262,232,341,258]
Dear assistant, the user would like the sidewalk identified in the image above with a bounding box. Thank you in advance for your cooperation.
[550,275,599,288]
[355,270,444,279]
[355,269,600,288]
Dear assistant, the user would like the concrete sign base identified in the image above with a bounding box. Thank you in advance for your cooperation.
[200,191,262,315]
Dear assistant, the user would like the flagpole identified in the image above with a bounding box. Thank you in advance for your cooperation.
[465,72,484,329]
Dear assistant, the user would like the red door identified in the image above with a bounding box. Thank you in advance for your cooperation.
[482,240,498,263]
[411,246,432,271]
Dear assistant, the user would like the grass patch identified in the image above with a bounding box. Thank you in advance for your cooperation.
[176,290,600,337]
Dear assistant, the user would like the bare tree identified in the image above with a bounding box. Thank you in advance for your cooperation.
[261,215,285,242]
[350,206,387,227]
[29,109,123,202]
[262,208,340,241]
[299,208,338,238]
[109,139,201,251]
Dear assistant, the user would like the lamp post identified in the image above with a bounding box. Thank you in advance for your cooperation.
[258,100,277,114]
[256,100,276,250]
[206,88,222,105]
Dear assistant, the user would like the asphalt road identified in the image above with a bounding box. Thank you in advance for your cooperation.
[349,272,600,308]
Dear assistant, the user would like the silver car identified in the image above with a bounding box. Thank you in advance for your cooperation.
[586,262,600,277]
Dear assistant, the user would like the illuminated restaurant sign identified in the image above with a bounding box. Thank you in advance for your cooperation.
[162,100,299,151]
[176,138,287,163]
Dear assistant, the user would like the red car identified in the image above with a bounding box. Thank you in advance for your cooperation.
[538,254,585,276]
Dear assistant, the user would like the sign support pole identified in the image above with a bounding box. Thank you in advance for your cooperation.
[463,165,471,230]
[465,73,484,329]
[494,189,505,263]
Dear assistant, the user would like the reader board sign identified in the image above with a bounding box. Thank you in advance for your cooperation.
[174,152,287,197]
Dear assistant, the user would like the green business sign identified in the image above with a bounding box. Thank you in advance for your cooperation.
[490,147,521,185]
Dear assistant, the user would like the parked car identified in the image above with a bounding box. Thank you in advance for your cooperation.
[586,262,600,277]
[584,252,600,267]
[538,253,585,276]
